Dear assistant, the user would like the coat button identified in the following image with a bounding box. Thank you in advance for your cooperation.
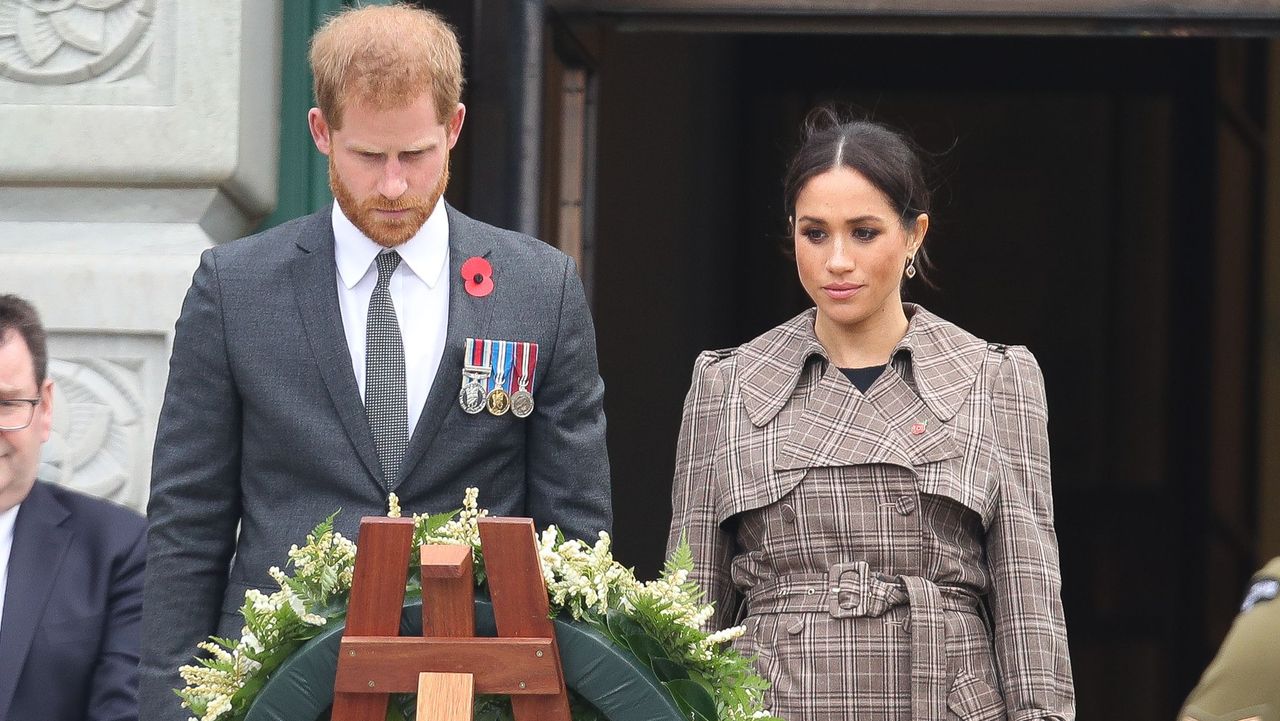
[896,495,917,516]
[780,504,797,524]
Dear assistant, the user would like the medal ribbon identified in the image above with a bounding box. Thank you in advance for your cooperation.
[467,337,486,370]
[504,341,516,392]
[519,342,538,391]
[483,339,496,391]
[490,339,511,393]
[468,338,535,393]
[513,342,525,390]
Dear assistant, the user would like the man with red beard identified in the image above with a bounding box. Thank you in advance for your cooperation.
[139,6,612,720]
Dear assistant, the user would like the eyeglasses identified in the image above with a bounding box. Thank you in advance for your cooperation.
[0,398,41,431]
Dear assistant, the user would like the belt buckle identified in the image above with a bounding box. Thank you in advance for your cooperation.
[827,560,870,619]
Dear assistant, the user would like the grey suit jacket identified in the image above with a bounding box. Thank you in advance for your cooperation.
[140,205,611,721]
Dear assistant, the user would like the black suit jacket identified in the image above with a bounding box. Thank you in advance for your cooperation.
[142,204,612,720]
[0,481,146,721]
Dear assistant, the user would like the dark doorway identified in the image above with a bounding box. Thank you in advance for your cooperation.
[579,30,1269,718]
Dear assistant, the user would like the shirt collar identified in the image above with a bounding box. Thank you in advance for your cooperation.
[737,303,989,426]
[0,503,18,545]
[332,197,450,289]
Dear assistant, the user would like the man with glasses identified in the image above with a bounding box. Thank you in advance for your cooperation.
[0,294,146,721]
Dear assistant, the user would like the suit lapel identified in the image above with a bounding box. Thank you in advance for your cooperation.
[0,482,71,721]
[290,208,384,489]
[396,206,497,488]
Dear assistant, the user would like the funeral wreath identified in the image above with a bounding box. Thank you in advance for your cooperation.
[176,488,782,721]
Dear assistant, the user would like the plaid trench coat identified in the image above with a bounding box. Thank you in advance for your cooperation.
[668,305,1074,721]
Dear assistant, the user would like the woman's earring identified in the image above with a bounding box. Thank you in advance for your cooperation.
[905,256,917,279]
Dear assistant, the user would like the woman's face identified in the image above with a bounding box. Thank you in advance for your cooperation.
[793,166,927,334]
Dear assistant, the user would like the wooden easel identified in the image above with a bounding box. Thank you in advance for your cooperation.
[330,516,572,721]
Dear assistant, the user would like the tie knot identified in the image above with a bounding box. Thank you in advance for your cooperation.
[375,251,402,285]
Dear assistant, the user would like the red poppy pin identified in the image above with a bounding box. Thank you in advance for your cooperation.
[910,422,927,436]
[461,256,494,297]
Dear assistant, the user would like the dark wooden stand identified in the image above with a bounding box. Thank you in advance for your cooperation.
[330,517,572,721]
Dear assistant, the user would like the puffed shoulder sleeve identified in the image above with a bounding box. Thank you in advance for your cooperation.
[986,346,1075,721]
[667,350,738,631]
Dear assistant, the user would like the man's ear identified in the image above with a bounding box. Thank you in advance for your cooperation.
[308,108,333,155]
[36,378,53,443]
[446,103,466,149]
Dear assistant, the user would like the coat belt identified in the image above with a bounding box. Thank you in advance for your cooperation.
[742,561,983,721]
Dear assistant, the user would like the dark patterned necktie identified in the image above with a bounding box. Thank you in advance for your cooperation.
[365,250,408,487]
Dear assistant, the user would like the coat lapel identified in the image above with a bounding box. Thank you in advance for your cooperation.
[290,208,384,489]
[744,307,972,473]
[0,482,71,721]
[774,364,919,472]
[395,205,497,488]
[863,365,962,466]
[893,304,988,423]
[739,310,825,428]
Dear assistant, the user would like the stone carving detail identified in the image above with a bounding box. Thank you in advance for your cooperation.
[42,356,146,508]
[0,0,155,85]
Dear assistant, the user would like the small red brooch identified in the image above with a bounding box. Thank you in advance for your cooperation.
[461,256,494,297]
[910,422,927,436]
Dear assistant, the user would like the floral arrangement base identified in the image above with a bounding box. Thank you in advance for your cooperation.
[178,489,779,721]
[244,597,684,721]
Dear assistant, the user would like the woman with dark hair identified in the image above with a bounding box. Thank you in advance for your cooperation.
[668,110,1074,720]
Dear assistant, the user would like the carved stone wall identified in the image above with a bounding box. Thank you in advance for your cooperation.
[36,331,167,509]
[0,0,171,104]
[0,0,282,512]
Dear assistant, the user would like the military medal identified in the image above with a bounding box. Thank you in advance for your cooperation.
[463,338,537,418]
[459,378,487,414]
[458,338,490,414]
[487,381,510,415]
[510,341,538,418]
[486,339,512,416]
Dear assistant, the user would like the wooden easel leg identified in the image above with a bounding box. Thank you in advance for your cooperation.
[478,518,572,721]
[332,518,415,721]
[417,672,474,721]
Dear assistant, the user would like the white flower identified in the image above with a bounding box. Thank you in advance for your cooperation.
[240,629,263,653]
[703,625,745,645]
[244,589,274,614]
[201,695,232,721]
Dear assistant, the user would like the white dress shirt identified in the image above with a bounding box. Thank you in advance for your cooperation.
[0,503,20,636]
[333,198,451,438]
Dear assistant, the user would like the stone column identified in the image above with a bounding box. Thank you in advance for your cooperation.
[0,0,281,512]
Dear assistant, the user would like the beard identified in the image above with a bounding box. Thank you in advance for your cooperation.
[329,153,450,248]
